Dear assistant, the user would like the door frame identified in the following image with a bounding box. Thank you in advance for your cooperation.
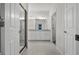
[51,9,57,44]
[19,3,27,53]
[51,11,56,44]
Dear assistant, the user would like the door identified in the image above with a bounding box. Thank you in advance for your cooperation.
[5,3,21,55]
[10,4,21,55]
[5,3,27,55]
[64,4,76,55]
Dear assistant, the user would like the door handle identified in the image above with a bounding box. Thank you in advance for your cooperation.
[64,31,67,33]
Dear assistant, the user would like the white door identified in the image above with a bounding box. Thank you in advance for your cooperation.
[5,4,21,55]
[10,4,21,55]
[64,4,76,55]
[14,4,21,54]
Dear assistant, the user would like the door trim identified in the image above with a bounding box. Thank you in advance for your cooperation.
[19,3,27,53]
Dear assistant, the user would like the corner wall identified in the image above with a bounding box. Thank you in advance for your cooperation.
[76,4,79,55]
[56,4,65,54]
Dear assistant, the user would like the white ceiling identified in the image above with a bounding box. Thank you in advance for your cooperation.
[28,3,57,19]
[28,3,57,11]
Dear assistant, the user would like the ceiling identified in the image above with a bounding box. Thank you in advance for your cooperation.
[28,3,57,19]
[28,3,57,11]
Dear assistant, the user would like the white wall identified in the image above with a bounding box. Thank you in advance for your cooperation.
[28,19,35,30]
[56,4,65,54]
[76,4,79,55]
[28,3,57,30]
[28,11,49,30]
[76,4,79,35]
[21,3,28,11]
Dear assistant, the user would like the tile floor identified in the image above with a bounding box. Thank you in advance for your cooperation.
[21,40,61,55]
